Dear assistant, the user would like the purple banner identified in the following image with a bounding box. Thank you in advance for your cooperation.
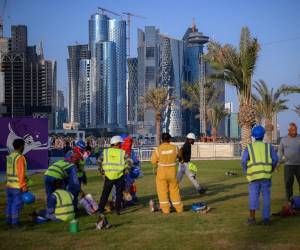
[0,118,48,172]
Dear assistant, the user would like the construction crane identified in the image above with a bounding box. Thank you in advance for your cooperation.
[0,0,7,37]
[98,6,121,17]
[122,12,146,58]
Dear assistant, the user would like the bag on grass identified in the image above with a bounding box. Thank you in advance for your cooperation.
[79,193,98,215]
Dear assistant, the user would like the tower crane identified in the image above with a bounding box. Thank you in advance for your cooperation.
[122,12,146,57]
[98,6,121,17]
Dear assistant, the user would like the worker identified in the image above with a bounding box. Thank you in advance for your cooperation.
[96,135,130,230]
[242,125,278,225]
[44,146,82,212]
[32,179,75,223]
[177,133,207,194]
[151,133,183,214]
[277,122,300,201]
[6,139,29,226]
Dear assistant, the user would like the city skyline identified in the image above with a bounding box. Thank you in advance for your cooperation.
[2,0,300,134]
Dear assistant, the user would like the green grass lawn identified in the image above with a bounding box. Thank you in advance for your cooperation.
[1,160,300,250]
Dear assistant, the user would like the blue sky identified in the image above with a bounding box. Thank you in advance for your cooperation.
[2,0,300,135]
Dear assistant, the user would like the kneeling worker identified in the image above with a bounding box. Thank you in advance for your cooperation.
[151,133,183,213]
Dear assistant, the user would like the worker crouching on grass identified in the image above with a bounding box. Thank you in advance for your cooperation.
[6,139,29,227]
[151,133,183,214]
[177,133,207,195]
[242,125,278,225]
[96,135,130,230]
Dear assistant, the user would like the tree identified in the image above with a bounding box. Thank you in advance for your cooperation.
[141,86,174,145]
[294,105,300,117]
[252,80,290,143]
[181,81,222,135]
[206,26,260,150]
[207,104,228,142]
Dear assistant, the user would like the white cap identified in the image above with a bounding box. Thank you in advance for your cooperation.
[186,133,196,140]
[110,135,123,145]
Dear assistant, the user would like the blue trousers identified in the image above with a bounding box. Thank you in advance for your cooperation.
[6,188,23,225]
[249,179,271,220]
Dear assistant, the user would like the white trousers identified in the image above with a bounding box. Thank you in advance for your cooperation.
[177,162,201,191]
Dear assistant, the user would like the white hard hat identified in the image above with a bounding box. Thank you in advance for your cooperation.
[110,135,123,145]
[186,133,196,140]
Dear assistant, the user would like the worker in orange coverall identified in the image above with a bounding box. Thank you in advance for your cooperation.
[151,133,183,213]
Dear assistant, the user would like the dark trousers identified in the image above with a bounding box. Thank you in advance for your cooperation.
[98,176,124,214]
[284,165,300,201]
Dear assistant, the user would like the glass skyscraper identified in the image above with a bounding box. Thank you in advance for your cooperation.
[108,19,127,128]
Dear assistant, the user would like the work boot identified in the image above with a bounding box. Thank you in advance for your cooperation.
[95,216,112,230]
[247,217,256,226]
[261,219,271,226]
[198,188,207,195]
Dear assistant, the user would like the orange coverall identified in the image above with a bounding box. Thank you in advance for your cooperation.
[151,143,183,213]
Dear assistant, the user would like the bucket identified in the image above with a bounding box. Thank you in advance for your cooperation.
[69,219,79,233]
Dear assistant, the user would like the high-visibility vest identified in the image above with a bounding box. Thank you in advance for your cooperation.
[246,141,272,182]
[45,160,74,179]
[102,148,126,180]
[6,151,27,189]
[53,189,75,221]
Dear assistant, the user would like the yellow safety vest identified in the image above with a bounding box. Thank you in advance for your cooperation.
[45,160,74,179]
[246,141,272,182]
[102,148,126,180]
[6,151,27,189]
[53,189,75,221]
[77,160,85,178]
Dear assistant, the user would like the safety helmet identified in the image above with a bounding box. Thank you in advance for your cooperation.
[191,202,207,212]
[75,140,86,150]
[252,125,265,139]
[187,133,196,140]
[22,191,36,204]
[188,162,198,173]
[110,135,123,145]
[129,167,140,179]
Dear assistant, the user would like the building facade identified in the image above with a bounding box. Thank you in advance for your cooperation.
[67,44,90,123]
[127,57,138,132]
[78,59,91,128]
[0,25,57,128]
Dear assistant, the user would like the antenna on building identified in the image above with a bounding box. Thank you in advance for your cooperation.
[192,17,196,32]
[122,12,146,58]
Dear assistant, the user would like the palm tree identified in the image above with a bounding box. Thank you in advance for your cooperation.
[181,81,222,135]
[207,104,228,142]
[141,86,174,145]
[294,105,300,117]
[252,80,289,143]
[206,26,260,150]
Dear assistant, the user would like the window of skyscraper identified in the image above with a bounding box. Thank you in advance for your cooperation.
[145,66,155,82]
[146,47,155,58]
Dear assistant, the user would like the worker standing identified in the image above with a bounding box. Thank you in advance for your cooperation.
[151,133,183,214]
[96,135,130,230]
[242,125,278,225]
[6,139,29,226]
[177,133,207,194]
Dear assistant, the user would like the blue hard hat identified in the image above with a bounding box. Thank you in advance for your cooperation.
[22,191,35,204]
[75,140,86,150]
[191,202,207,212]
[252,125,265,139]
[120,134,128,140]
[129,167,140,179]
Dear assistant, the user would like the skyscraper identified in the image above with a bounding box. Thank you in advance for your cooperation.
[67,44,90,123]
[78,59,91,128]
[108,19,127,128]
[0,25,57,128]
[127,57,138,131]
[56,90,67,129]
[137,26,184,137]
